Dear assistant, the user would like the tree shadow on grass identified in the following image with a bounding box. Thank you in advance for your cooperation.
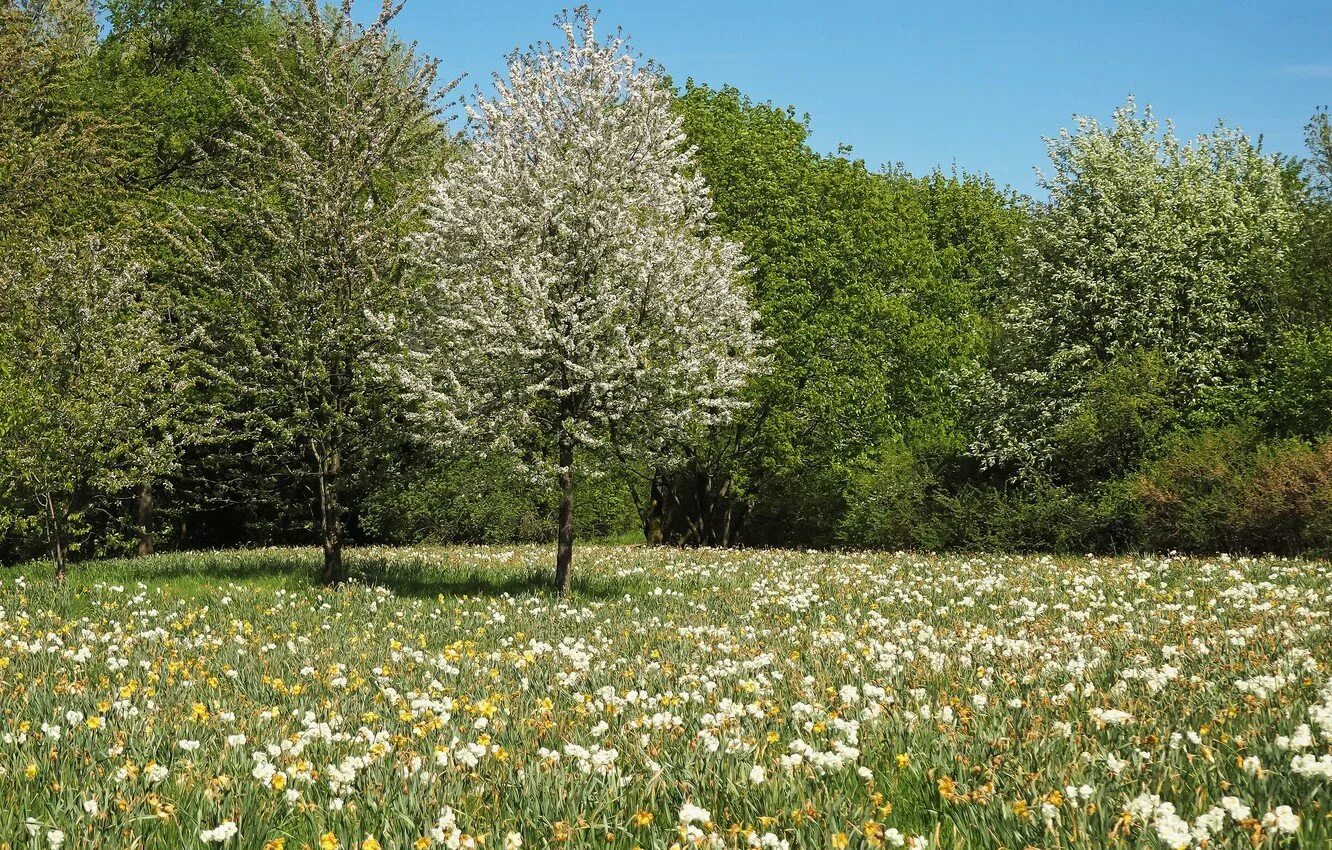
[24,547,644,602]
[346,555,640,601]
[119,551,319,582]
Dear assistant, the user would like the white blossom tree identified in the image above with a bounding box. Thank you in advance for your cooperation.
[411,8,764,593]
[972,98,1296,476]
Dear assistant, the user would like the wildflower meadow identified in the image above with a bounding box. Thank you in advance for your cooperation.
[5,4,1332,848]
[2,546,1330,848]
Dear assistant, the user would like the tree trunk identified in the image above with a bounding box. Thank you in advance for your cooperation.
[717,476,735,547]
[554,434,574,594]
[318,449,345,586]
[52,538,67,583]
[645,475,664,545]
[44,493,67,584]
[136,481,155,556]
[323,525,344,586]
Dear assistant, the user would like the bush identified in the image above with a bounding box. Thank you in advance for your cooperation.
[1132,430,1332,555]
[841,443,935,550]
[361,454,641,546]
[1132,429,1252,552]
[362,455,552,545]
[1049,351,1180,485]
[841,445,1138,553]
[1230,438,1332,554]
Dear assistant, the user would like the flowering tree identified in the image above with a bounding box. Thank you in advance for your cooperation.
[972,99,1296,477]
[0,237,174,579]
[412,9,763,592]
[181,0,455,585]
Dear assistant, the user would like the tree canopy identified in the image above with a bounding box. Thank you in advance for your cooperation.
[4,2,1332,569]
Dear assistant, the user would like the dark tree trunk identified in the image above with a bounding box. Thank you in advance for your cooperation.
[554,433,574,595]
[45,493,67,584]
[136,481,155,556]
[651,467,747,548]
[645,475,664,545]
[323,528,344,586]
[318,449,345,586]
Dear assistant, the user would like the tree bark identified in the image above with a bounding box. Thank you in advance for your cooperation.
[318,448,345,586]
[554,433,574,594]
[44,493,67,584]
[136,481,155,556]
[645,475,664,545]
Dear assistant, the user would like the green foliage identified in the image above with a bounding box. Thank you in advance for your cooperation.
[1133,429,1260,553]
[840,441,936,550]
[0,0,107,237]
[1233,438,1332,553]
[0,236,175,570]
[658,83,1014,547]
[1259,327,1332,441]
[90,0,276,190]
[1047,351,1181,484]
[918,168,1027,309]
[362,455,640,546]
[0,0,184,572]
[843,460,1138,554]
[1284,108,1332,324]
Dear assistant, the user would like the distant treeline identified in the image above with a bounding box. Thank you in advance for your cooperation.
[3,0,1331,566]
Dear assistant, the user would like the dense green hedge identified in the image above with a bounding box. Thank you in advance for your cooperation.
[360,455,641,546]
[839,431,1332,556]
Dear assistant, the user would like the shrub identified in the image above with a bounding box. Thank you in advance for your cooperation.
[362,456,553,545]
[1132,429,1252,552]
[361,455,641,546]
[1132,430,1332,555]
[1230,438,1332,554]
[841,443,935,550]
[1049,351,1180,485]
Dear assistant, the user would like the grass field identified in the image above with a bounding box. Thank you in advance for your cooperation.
[1,545,1331,849]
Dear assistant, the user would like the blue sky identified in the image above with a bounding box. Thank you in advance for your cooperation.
[389,0,1330,196]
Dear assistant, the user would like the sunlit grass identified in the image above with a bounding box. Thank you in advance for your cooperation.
[1,546,1330,848]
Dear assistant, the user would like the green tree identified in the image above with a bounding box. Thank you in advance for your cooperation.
[1261,327,1332,442]
[652,83,997,546]
[0,0,109,239]
[82,0,280,554]
[918,168,1027,310]
[1288,107,1332,324]
[178,0,453,584]
[0,0,177,575]
[0,238,173,577]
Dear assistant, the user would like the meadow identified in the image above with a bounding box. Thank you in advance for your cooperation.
[1,545,1330,849]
